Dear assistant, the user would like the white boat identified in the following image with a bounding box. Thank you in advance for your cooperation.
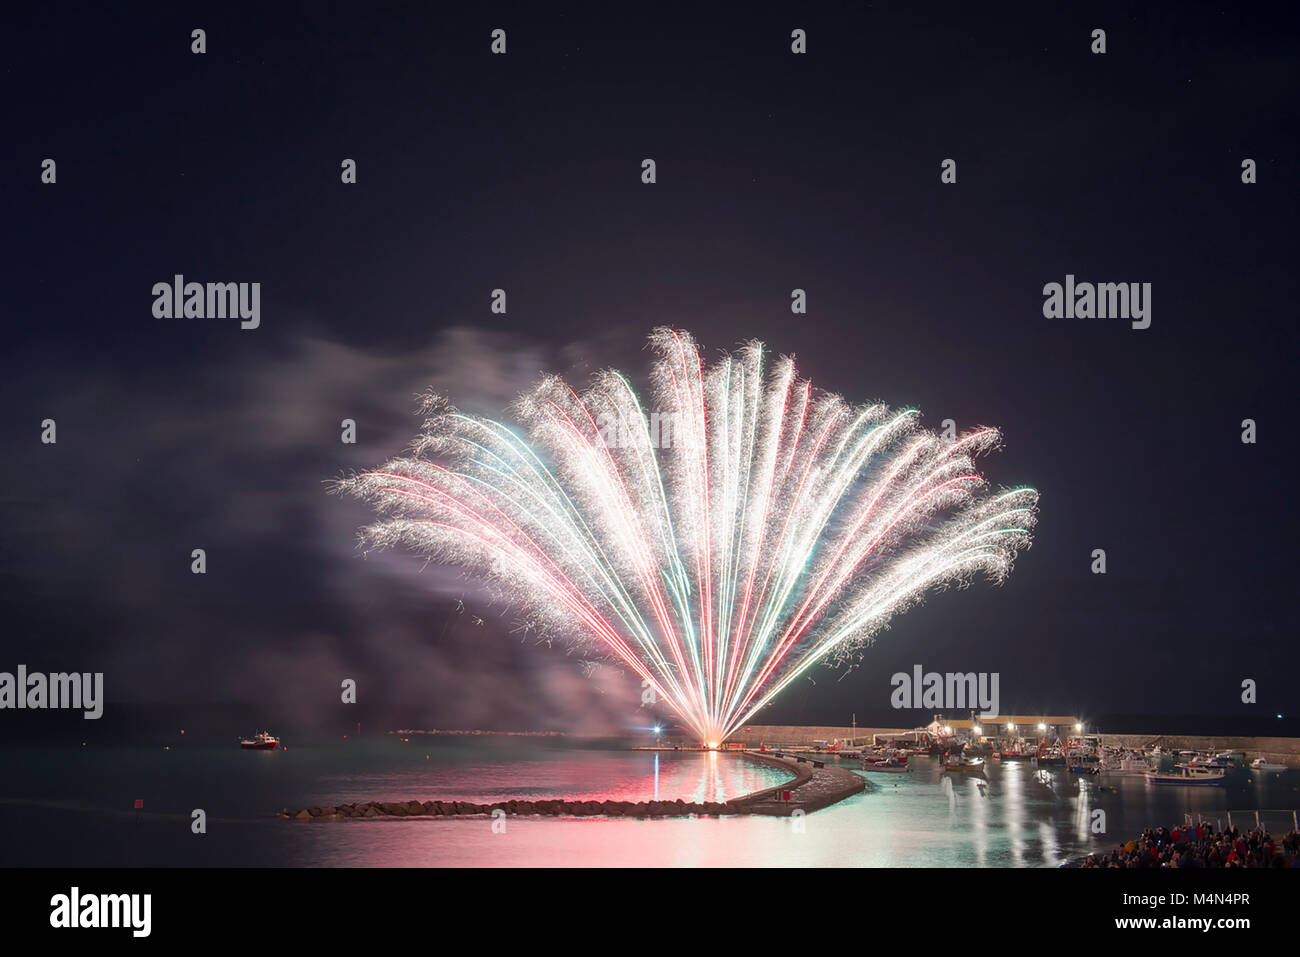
[861,756,912,773]
[861,750,911,772]
[1147,765,1225,786]
[1099,754,1152,775]
[1250,758,1287,772]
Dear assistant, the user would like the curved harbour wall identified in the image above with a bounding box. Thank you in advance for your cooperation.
[733,726,1300,767]
[1098,734,1300,768]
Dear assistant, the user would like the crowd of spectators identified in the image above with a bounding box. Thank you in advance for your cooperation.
[1082,821,1300,868]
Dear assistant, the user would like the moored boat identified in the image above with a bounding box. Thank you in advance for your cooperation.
[1250,758,1286,772]
[1034,746,1065,766]
[862,748,908,767]
[1099,754,1152,775]
[941,755,985,774]
[1068,753,1102,775]
[240,731,280,750]
[861,754,912,773]
[1147,765,1225,786]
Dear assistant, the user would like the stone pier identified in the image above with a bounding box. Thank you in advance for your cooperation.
[279,750,866,821]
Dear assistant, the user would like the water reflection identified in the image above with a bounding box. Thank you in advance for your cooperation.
[3,743,1297,867]
[1003,761,1025,866]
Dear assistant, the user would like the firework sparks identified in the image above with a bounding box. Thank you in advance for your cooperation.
[338,329,1037,743]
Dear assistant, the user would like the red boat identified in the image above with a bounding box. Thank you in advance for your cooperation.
[239,731,280,750]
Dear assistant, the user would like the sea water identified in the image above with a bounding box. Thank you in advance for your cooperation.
[0,741,1295,867]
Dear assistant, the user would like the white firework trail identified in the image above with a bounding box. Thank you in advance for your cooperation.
[337,328,1038,743]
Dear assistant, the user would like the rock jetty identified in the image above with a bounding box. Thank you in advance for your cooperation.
[279,798,740,820]
[279,750,865,821]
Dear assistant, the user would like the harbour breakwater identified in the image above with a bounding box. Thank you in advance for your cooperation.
[279,750,865,821]
[735,726,1300,766]
[1098,734,1300,768]
[732,725,908,747]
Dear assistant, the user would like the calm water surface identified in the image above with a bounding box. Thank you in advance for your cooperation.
[1,741,1296,866]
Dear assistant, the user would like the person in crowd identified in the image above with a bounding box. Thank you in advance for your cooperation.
[1080,821,1298,868]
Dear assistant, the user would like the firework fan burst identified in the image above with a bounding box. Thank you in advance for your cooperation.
[338,329,1038,744]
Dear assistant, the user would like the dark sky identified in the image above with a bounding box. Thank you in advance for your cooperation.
[4,2,1298,739]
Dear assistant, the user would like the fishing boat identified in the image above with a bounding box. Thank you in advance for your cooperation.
[1099,754,1152,775]
[1147,765,1225,786]
[941,755,985,774]
[239,731,280,750]
[1063,742,1099,765]
[862,749,908,765]
[1068,753,1102,775]
[926,737,967,756]
[861,754,911,773]
[998,749,1034,761]
[1034,746,1066,767]
[1250,758,1287,772]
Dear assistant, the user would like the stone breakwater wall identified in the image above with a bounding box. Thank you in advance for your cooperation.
[281,797,746,820]
[1099,734,1300,768]
[280,750,865,820]
[730,750,865,814]
[730,725,909,747]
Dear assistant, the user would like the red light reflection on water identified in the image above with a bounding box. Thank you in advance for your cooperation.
[318,750,788,807]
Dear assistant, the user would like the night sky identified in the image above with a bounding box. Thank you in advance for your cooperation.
[5,3,1298,741]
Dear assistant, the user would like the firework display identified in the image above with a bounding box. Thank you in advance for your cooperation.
[340,329,1037,743]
